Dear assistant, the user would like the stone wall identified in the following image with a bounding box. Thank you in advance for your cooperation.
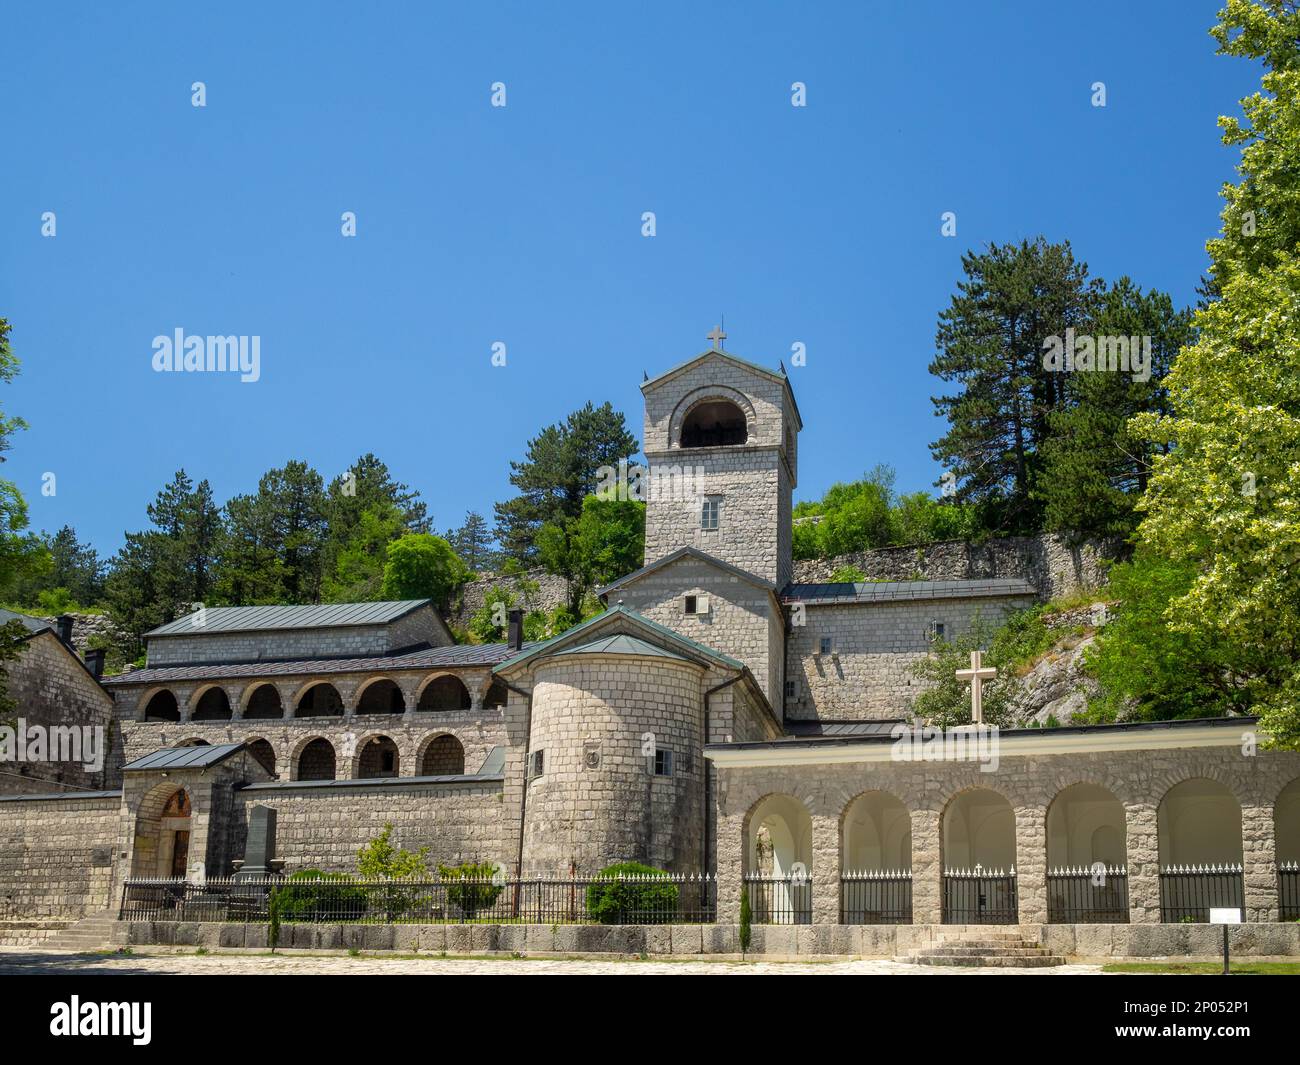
[785,593,1035,720]
[450,569,571,629]
[235,779,506,874]
[793,533,1125,602]
[1,631,117,795]
[0,792,120,919]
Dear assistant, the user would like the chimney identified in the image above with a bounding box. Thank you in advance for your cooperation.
[507,608,524,652]
[84,648,105,679]
[55,615,75,646]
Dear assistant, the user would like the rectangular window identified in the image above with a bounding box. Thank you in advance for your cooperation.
[785,679,797,699]
[654,749,673,776]
[684,595,697,615]
[819,636,833,655]
[928,621,945,642]
[529,750,544,778]
[700,496,721,531]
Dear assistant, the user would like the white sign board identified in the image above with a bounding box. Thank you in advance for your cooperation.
[1209,907,1242,925]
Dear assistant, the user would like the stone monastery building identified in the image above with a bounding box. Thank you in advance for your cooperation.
[3,342,1300,949]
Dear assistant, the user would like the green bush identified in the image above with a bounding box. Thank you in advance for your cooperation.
[585,862,680,925]
[438,861,504,918]
[273,870,368,922]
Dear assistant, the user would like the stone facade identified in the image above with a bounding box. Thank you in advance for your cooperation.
[785,592,1036,720]
[0,629,116,795]
[0,792,120,920]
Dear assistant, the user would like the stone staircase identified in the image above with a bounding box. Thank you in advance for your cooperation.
[38,911,119,953]
[896,930,1066,968]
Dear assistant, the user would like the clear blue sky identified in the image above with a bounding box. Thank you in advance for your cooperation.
[0,1,1258,557]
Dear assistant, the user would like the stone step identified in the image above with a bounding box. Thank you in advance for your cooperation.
[896,954,1066,968]
[41,911,119,952]
[910,945,1053,958]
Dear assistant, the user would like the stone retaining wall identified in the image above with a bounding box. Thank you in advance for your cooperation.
[0,793,121,920]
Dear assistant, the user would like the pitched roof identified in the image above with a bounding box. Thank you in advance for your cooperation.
[494,604,744,674]
[0,607,52,635]
[554,633,691,660]
[641,348,802,428]
[123,743,247,772]
[599,546,776,598]
[146,600,433,637]
[101,640,538,687]
[780,578,1037,605]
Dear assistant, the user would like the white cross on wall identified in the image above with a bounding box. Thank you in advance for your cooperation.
[955,649,997,725]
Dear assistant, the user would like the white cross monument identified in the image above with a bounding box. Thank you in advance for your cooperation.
[955,649,997,725]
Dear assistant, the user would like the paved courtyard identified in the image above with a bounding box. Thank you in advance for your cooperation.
[0,947,1104,975]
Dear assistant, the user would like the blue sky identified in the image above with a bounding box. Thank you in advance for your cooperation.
[0,1,1258,556]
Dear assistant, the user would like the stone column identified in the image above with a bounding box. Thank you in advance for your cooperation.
[1015,804,1048,925]
[1125,801,1161,923]
[1242,803,1278,922]
[277,683,296,720]
[176,685,196,723]
[226,685,245,720]
[811,812,840,924]
[910,807,942,924]
[715,810,745,925]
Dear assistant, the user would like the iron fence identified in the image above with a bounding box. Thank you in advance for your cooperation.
[120,873,716,925]
[1278,861,1299,921]
[1046,866,1129,923]
[1159,864,1244,923]
[839,870,912,924]
[942,867,1018,924]
[743,874,812,924]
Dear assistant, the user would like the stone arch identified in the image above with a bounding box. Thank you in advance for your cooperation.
[141,688,180,722]
[483,677,509,710]
[293,736,337,781]
[1276,777,1300,864]
[941,786,1016,871]
[354,734,400,779]
[1157,777,1243,867]
[416,673,472,712]
[131,783,194,878]
[190,685,232,721]
[176,737,211,747]
[742,793,813,925]
[355,677,405,715]
[671,386,756,449]
[242,683,284,720]
[840,790,911,872]
[295,681,344,718]
[247,738,276,777]
[419,733,465,776]
[1046,782,1127,869]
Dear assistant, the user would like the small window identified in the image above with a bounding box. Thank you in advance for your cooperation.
[928,621,945,642]
[784,680,797,699]
[700,496,720,531]
[819,637,833,655]
[654,749,674,776]
[529,750,545,778]
[684,595,697,615]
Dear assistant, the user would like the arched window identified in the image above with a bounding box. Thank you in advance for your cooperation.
[244,684,283,720]
[418,675,471,712]
[296,738,336,781]
[421,734,465,776]
[296,683,344,717]
[357,736,400,779]
[192,687,232,721]
[483,679,509,710]
[357,679,405,714]
[247,739,276,777]
[143,690,180,722]
[681,400,747,447]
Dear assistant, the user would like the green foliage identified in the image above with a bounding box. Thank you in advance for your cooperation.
[739,882,752,954]
[380,533,467,607]
[536,494,645,614]
[827,564,867,583]
[272,870,367,922]
[908,615,1014,728]
[988,605,1061,671]
[356,823,428,879]
[494,401,639,564]
[0,617,31,726]
[584,862,680,925]
[438,861,504,918]
[445,511,498,573]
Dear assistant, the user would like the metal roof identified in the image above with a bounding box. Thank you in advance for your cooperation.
[0,789,122,803]
[599,546,776,597]
[781,578,1037,605]
[554,633,690,660]
[0,607,52,635]
[122,743,247,772]
[102,640,538,687]
[783,720,908,737]
[146,600,432,637]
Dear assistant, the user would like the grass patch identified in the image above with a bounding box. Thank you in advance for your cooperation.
[1103,961,1300,975]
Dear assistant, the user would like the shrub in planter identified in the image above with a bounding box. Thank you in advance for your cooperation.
[585,862,679,925]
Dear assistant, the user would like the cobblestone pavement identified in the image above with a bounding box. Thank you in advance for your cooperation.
[0,948,1105,975]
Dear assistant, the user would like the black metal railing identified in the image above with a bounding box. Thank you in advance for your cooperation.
[743,875,812,924]
[1279,861,1300,921]
[840,870,912,924]
[942,868,1018,924]
[1159,864,1244,923]
[120,873,716,925]
[1046,866,1129,923]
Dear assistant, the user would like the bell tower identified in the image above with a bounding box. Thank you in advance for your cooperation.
[639,336,800,587]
